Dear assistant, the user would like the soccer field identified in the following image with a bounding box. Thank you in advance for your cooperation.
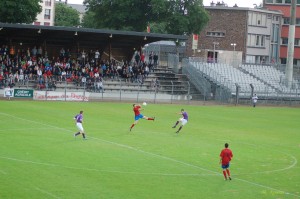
[0,101,299,199]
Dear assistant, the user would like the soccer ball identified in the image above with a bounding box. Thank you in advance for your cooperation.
[142,102,147,106]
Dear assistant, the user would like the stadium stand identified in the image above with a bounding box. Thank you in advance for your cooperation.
[184,57,300,105]
[188,61,276,96]
[240,64,299,93]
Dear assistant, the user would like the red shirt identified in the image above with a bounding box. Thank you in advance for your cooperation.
[133,105,141,116]
[141,54,145,62]
[220,148,233,165]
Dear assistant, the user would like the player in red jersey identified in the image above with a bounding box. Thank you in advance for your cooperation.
[129,104,155,131]
[220,143,233,180]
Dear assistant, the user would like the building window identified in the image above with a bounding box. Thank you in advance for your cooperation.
[34,22,40,25]
[206,31,225,37]
[283,17,290,24]
[275,0,283,3]
[296,18,300,25]
[285,0,291,3]
[254,35,265,47]
[272,24,279,43]
[281,38,300,46]
[256,35,260,46]
[45,0,51,6]
[261,36,265,46]
[281,58,287,64]
[248,34,266,47]
[282,38,288,45]
[246,56,255,63]
[298,0,300,5]
[266,0,273,3]
[44,22,50,26]
[44,9,51,20]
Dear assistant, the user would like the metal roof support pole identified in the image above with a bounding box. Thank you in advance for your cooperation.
[171,81,174,104]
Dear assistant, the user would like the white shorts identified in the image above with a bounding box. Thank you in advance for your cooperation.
[76,123,84,132]
[179,118,188,126]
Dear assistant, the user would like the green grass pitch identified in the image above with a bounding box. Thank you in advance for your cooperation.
[0,101,299,199]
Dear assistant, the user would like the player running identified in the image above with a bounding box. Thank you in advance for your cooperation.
[129,104,155,131]
[74,110,86,139]
[220,143,233,180]
[172,109,188,133]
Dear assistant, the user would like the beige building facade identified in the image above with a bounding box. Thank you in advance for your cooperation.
[34,0,55,26]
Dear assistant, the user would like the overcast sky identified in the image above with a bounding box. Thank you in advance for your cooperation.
[67,0,263,8]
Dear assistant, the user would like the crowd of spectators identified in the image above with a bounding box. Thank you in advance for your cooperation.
[0,44,157,92]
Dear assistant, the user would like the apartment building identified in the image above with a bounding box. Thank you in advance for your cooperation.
[264,0,300,66]
[33,0,55,26]
[186,4,282,65]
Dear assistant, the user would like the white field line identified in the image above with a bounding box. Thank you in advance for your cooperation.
[0,156,217,176]
[216,139,298,175]
[0,128,52,132]
[35,187,61,199]
[1,112,299,198]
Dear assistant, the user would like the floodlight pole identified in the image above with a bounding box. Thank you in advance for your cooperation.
[286,0,296,88]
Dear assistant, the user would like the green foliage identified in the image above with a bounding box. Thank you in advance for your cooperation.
[55,2,80,27]
[165,0,209,35]
[0,101,300,199]
[84,0,208,35]
[81,10,97,28]
[149,22,168,34]
[0,0,42,23]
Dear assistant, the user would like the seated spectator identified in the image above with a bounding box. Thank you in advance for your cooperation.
[152,78,160,91]
[81,76,86,86]
[137,72,143,85]
[18,71,24,86]
[0,72,4,88]
[48,79,56,91]
[60,48,65,60]
[94,77,104,93]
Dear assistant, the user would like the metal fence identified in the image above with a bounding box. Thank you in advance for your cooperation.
[168,53,179,73]
[0,75,193,104]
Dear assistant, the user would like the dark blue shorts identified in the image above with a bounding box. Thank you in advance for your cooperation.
[135,114,144,121]
[221,163,230,169]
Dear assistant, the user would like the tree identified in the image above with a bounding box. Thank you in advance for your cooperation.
[55,3,80,27]
[0,0,42,23]
[83,0,208,35]
[84,0,167,31]
[148,22,168,34]
[165,0,209,35]
[81,11,97,28]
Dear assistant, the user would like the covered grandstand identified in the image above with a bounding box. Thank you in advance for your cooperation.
[0,23,187,61]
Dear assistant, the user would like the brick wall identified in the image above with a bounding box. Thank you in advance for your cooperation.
[186,8,248,60]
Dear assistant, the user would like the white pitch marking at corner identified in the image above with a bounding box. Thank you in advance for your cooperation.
[1,112,300,198]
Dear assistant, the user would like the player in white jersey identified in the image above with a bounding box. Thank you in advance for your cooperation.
[252,94,258,107]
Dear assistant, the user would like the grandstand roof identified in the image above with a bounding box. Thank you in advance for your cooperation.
[0,23,187,59]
